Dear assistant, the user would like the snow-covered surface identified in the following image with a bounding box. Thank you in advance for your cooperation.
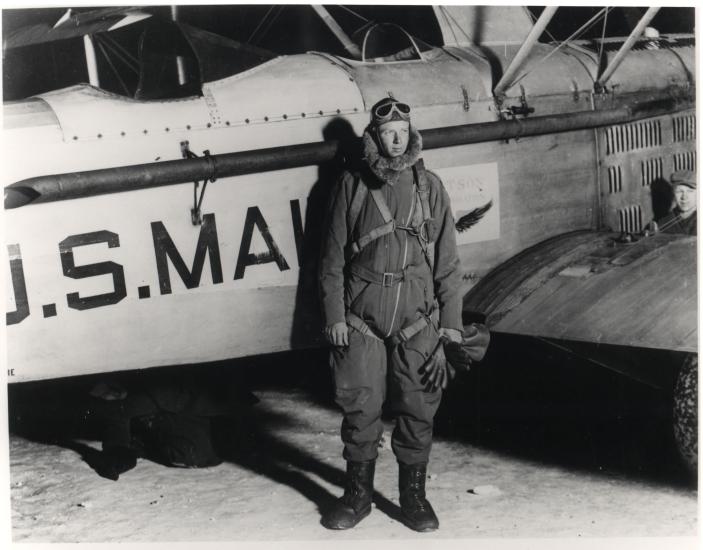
[7,388,697,545]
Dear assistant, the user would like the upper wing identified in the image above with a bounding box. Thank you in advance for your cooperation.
[3,7,152,49]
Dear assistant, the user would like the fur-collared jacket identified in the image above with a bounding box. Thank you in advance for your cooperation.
[319,125,463,336]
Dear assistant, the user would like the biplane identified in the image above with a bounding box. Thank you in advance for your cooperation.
[3,5,697,467]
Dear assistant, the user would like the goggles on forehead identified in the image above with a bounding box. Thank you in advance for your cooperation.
[373,101,411,124]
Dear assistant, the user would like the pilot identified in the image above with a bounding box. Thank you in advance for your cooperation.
[651,169,697,235]
[319,97,470,532]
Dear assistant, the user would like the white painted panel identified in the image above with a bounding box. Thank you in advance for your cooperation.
[5,165,320,382]
[435,163,500,244]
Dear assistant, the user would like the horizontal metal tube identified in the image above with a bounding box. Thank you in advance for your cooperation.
[4,96,688,209]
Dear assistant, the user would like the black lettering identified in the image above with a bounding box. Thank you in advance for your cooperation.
[8,369,15,377]
[60,230,127,310]
[234,206,290,280]
[151,213,223,295]
[6,244,29,325]
[290,199,304,268]
[42,304,57,318]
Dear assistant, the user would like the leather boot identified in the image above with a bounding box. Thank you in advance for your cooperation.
[321,460,375,529]
[398,462,439,532]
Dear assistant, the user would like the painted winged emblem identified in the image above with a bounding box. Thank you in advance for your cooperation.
[455,200,493,232]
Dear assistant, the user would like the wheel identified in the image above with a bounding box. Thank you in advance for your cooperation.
[673,354,697,473]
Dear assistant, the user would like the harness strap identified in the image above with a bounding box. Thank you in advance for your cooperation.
[348,162,435,258]
[350,219,395,256]
[347,175,368,240]
[345,311,433,347]
[411,159,436,271]
[370,187,394,224]
[346,312,383,342]
[387,315,433,347]
[350,262,427,287]
[413,160,432,223]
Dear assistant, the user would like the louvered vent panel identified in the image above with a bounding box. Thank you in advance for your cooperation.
[607,165,622,193]
[605,120,661,155]
[673,114,696,143]
[673,151,697,172]
[640,157,663,187]
[618,205,642,234]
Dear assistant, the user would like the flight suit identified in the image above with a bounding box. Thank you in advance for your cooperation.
[319,127,462,465]
[656,208,697,235]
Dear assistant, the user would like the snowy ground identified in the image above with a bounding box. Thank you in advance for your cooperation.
[6,344,699,545]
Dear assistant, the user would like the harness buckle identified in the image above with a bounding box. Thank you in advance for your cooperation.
[382,272,394,287]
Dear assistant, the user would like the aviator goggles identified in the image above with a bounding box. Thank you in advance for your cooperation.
[373,101,411,124]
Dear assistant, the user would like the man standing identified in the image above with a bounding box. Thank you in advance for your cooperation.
[652,169,697,235]
[318,98,465,532]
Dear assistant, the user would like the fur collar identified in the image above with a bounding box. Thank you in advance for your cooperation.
[362,125,423,186]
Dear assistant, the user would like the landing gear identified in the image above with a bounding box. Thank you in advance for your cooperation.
[673,354,697,474]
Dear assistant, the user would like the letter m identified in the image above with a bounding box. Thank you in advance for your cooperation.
[151,213,223,295]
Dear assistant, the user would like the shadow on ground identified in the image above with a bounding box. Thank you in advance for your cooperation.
[8,337,694,510]
[435,334,693,487]
[7,354,402,523]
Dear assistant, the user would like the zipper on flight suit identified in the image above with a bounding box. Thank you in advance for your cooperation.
[386,182,417,337]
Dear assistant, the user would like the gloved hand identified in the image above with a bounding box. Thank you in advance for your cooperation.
[419,340,455,392]
[439,327,462,343]
[443,323,490,373]
[324,322,349,347]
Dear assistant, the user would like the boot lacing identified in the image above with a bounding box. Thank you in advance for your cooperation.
[404,469,430,511]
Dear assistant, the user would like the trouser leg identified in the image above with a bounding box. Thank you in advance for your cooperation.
[389,324,442,464]
[331,328,387,462]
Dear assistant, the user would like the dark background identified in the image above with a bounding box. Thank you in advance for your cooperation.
[2,5,695,101]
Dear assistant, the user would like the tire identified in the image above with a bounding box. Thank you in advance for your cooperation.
[673,354,697,474]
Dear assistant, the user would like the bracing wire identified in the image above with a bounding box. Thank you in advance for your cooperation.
[247,5,275,44]
[102,32,139,69]
[338,4,370,23]
[510,7,609,87]
[255,5,284,45]
[597,7,611,70]
[96,33,140,75]
[438,5,490,61]
[525,7,558,44]
[94,36,130,96]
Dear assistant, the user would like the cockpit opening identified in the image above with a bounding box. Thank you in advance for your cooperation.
[359,23,436,63]
[135,20,275,100]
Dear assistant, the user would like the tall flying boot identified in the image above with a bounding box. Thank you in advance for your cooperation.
[398,462,439,532]
[321,460,375,529]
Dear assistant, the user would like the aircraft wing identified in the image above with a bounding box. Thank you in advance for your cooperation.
[464,231,697,353]
[3,7,152,49]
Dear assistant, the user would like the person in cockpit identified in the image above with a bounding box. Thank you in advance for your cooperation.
[650,169,697,235]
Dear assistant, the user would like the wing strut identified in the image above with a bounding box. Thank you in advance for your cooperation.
[595,7,660,90]
[493,6,557,98]
[83,34,100,87]
[171,6,187,85]
[311,5,361,59]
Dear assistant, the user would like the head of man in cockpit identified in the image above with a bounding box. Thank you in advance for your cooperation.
[671,170,697,218]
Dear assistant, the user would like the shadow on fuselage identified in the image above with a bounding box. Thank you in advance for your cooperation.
[650,176,675,221]
[289,116,362,349]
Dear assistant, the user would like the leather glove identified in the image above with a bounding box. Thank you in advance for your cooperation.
[324,322,349,347]
[443,323,490,373]
[439,327,462,343]
[419,340,455,392]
